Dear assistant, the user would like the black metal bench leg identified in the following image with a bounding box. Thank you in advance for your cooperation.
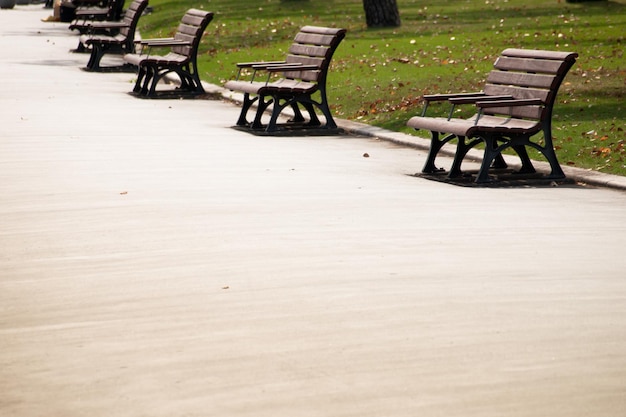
[476,136,499,183]
[316,88,336,129]
[422,131,451,174]
[541,127,566,179]
[176,68,192,91]
[235,93,258,126]
[289,103,306,123]
[86,45,105,71]
[493,153,508,169]
[253,96,274,129]
[75,40,87,53]
[187,62,204,93]
[545,149,565,178]
[140,66,154,95]
[300,102,321,126]
[148,69,162,96]
[133,65,147,93]
[512,144,536,174]
[449,136,478,178]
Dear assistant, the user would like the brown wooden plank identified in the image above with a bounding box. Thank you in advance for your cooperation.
[289,44,330,58]
[494,56,564,74]
[300,25,346,36]
[484,84,551,102]
[501,48,577,61]
[486,71,556,89]
[294,33,336,46]
[177,24,201,36]
[283,70,320,82]
[483,105,543,120]
[181,14,208,26]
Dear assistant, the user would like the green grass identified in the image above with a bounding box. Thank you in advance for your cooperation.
[139,0,626,175]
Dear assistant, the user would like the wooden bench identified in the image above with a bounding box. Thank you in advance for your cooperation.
[407,48,578,183]
[69,0,126,34]
[122,9,213,97]
[224,26,347,133]
[78,0,148,71]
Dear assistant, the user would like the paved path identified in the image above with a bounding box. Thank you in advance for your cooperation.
[2,6,626,417]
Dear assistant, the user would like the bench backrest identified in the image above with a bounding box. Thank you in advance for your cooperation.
[482,48,578,121]
[118,0,148,39]
[281,26,347,85]
[170,9,214,59]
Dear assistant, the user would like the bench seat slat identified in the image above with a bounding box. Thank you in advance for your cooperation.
[407,115,540,137]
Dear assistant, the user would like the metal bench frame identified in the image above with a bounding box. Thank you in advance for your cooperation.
[69,0,126,34]
[407,48,578,183]
[78,0,148,71]
[122,9,213,97]
[224,26,347,133]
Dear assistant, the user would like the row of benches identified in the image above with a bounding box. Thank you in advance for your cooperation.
[70,0,578,184]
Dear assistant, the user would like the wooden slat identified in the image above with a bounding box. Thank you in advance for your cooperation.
[486,71,556,89]
[177,24,200,37]
[501,48,577,61]
[294,33,336,46]
[181,12,209,26]
[483,105,543,120]
[484,84,551,102]
[494,56,564,74]
[289,44,329,58]
[283,70,320,82]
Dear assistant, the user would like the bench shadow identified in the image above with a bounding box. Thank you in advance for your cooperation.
[412,170,587,189]
[232,124,346,137]
[127,91,222,100]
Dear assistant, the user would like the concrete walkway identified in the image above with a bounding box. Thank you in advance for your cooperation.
[2,6,626,417]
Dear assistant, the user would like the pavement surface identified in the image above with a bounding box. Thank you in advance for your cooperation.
[2,5,626,417]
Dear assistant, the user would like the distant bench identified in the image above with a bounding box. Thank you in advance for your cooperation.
[224,26,347,133]
[123,9,213,97]
[69,0,125,33]
[78,0,148,71]
[407,48,578,183]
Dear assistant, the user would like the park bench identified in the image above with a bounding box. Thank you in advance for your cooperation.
[407,48,578,183]
[78,0,148,71]
[122,9,213,97]
[69,0,126,34]
[224,26,347,133]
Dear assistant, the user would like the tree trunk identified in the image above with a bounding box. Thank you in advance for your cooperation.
[363,0,401,28]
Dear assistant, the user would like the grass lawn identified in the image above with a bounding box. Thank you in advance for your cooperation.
[139,0,626,176]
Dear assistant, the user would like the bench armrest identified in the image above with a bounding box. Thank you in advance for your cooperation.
[476,98,543,108]
[261,63,319,72]
[236,61,286,68]
[139,38,191,47]
[423,92,485,102]
[449,95,513,105]
[75,10,108,17]
[86,21,129,30]
[420,92,486,118]
[139,37,175,44]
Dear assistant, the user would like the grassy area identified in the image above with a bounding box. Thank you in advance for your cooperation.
[139,0,626,175]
